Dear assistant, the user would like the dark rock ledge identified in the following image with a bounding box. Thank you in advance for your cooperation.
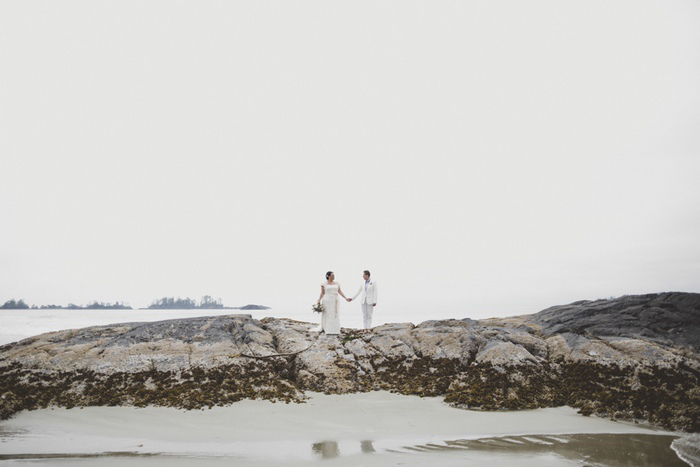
[1,292,698,432]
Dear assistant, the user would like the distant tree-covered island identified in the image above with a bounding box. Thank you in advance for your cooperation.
[73,302,132,310]
[0,299,30,309]
[1,296,268,311]
[0,299,132,310]
[145,296,269,310]
[147,295,227,309]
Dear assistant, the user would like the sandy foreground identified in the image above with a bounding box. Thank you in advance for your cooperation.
[0,391,692,466]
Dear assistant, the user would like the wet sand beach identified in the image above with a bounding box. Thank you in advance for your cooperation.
[0,391,690,466]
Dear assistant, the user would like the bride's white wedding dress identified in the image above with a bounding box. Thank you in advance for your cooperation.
[320,282,341,335]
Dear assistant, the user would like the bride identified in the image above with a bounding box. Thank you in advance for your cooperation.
[316,271,350,335]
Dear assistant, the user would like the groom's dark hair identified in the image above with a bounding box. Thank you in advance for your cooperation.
[326,271,333,280]
[364,270,370,277]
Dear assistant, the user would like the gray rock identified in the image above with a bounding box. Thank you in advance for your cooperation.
[1,293,699,433]
[526,292,700,351]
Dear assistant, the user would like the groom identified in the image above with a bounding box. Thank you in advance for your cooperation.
[350,270,377,331]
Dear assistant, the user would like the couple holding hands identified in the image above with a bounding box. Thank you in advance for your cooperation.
[316,270,378,335]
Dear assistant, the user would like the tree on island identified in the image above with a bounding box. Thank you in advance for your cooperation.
[82,301,132,310]
[1,299,30,309]
[147,296,226,309]
[65,302,132,310]
[148,297,197,309]
[199,295,224,309]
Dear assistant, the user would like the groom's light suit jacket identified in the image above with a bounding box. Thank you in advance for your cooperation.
[352,280,378,305]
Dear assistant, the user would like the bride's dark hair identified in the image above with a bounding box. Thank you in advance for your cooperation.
[326,271,333,280]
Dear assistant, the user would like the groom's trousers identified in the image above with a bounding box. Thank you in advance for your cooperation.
[361,303,373,329]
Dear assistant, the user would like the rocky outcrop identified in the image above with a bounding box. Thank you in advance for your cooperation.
[525,292,700,350]
[1,293,699,432]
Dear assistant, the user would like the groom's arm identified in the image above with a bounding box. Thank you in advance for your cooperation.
[373,282,378,305]
[351,286,362,301]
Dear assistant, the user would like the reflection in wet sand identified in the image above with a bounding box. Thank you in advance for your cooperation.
[404,433,686,467]
[311,440,376,458]
[311,441,340,459]
[360,440,376,453]
[0,434,690,466]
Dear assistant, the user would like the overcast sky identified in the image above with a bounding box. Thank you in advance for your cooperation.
[1,1,699,321]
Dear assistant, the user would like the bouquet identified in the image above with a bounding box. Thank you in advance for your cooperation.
[312,302,324,313]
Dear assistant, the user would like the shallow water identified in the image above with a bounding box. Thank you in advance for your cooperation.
[0,392,692,467]
[411,433,687,466]
[673,435,700,467]
[0,433,688,466]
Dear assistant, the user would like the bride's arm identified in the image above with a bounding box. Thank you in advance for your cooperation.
[318,285,325,303]
[338,287,349,300]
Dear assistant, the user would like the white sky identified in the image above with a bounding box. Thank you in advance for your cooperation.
[1,1,699,320]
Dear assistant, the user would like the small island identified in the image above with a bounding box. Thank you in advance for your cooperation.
[145,296,269,310]
[147,296,227,310]
[1,300,132,310]
[0,296,269,311]
[237,304,270,310]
